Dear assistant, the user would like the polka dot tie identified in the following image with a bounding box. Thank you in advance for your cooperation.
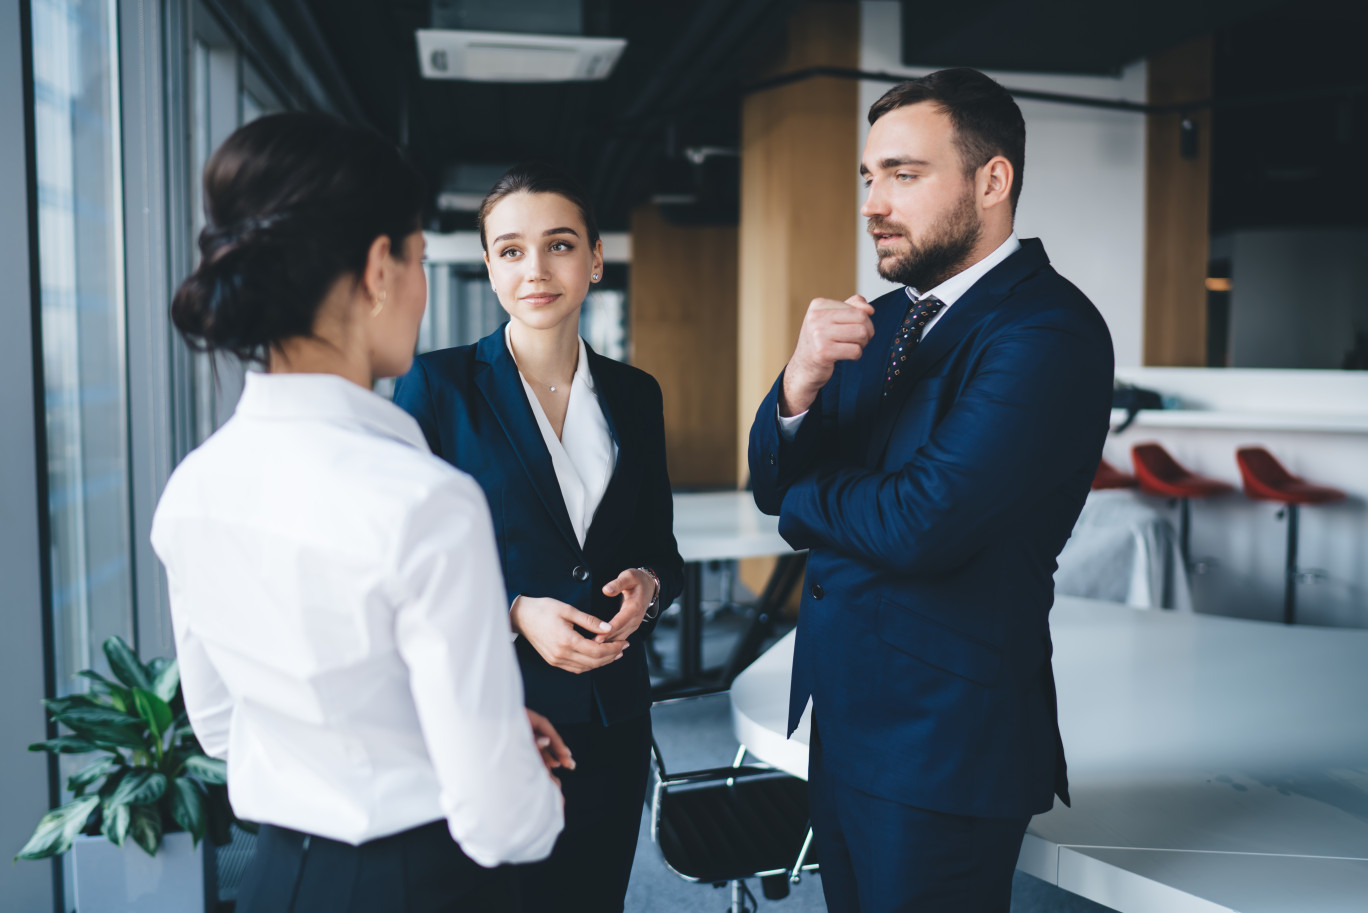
[882,294,945,397]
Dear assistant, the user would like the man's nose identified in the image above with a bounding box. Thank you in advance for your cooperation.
[860,182,888,218]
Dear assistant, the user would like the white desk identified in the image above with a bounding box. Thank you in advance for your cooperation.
[672,491,789,563]
[659,492,797,694]
[730,596,1368,913]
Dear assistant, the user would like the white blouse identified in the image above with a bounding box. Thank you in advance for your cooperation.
[506,326,618,547]
[150,372,562,865]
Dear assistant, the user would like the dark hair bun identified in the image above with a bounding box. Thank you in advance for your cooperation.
[170,112,425,364]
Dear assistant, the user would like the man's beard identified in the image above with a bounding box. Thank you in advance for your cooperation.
[870,190,981,292]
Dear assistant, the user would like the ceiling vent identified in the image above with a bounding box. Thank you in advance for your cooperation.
[416,29,626,82]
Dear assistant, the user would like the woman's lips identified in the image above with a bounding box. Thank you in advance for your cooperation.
[520,292,561,306]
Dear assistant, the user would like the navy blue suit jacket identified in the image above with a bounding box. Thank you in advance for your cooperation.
[749,239,1113,817]
[394,326,683,726]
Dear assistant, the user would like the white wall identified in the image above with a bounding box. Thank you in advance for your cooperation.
[1224,227,1368,370]
[857,1,1148,367]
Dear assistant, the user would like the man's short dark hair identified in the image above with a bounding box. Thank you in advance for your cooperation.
[868,68,1026,214]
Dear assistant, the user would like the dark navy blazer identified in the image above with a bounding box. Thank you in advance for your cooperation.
[394,326,683,726]
[749,239,1113,818]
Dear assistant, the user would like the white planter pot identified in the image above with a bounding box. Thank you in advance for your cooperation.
[70,831,206,913]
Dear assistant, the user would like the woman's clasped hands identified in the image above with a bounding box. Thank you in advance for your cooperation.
[509,568,658,674]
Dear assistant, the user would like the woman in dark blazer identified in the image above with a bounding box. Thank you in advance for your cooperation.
[393,163,683,912]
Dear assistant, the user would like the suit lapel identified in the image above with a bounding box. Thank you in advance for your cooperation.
[864,239,1052,464]
[474,328,580,553]
[839,289,909,463]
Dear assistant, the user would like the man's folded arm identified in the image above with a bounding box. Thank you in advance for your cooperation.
[749,367,838,515]
[778,319,1112,575]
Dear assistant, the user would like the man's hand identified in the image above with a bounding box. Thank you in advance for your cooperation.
[781,295,876,416]
[510,596,629,674]
[594,568,657,644]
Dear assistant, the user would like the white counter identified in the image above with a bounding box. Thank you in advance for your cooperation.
[730,596,1368,913]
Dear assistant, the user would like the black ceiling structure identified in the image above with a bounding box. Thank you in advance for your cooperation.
[298,0,1368,232]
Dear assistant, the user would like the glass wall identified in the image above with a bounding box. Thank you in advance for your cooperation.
[31,0,134,694]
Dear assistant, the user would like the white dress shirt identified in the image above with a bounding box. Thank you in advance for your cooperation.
[506,326,618,547]
[150,372,562,865]
[778,232,1022,438]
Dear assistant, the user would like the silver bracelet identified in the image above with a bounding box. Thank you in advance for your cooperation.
[636,567,662,620]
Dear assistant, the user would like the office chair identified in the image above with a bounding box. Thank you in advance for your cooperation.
[649,737,817,912]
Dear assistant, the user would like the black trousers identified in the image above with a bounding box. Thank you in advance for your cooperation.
[235,819,518,913]
[809,719,1031,913]
[514,711,653,913]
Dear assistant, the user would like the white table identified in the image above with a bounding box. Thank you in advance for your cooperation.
[659,492,799,694]
[730,596,1368,913]
[672,491,789,563]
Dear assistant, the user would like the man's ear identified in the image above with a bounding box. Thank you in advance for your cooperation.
[979,156,1014,212]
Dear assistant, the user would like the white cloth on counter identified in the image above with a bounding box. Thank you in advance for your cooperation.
[150,371,562,865]
[1055,489,1194,611]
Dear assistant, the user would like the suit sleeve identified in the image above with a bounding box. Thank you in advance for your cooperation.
[627,377,683,639]
[778,317,1112,576]
[392,358,444,456]
[748,367,841,515]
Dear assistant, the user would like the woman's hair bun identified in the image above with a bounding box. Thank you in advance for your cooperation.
[170,112,425,364]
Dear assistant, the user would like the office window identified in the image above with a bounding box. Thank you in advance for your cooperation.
[31,0,135,692]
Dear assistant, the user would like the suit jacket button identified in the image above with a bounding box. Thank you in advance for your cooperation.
[768,453,776,465]
[572,565,591,582]
[810,583,824,600]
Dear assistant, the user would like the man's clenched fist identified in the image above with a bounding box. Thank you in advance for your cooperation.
[780,295,876,416]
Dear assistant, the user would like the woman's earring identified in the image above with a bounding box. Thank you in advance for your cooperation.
[591,273,599,282]
[370,289,387,318]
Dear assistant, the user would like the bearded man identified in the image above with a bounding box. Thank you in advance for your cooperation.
[748,68,1114,912]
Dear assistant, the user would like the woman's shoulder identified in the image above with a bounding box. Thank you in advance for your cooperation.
[410,341,480,380]
[587,349,662,401]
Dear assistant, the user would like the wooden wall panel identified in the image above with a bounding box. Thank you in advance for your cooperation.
[1144,37,1213,366]
[630,204,739,488]
[737,0,859,480]
[736,1,859,597]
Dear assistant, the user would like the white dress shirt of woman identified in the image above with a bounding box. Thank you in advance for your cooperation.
[150,113,566,913]
[393,163,684,913]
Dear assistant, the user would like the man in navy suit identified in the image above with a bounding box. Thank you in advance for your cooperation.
[748,68,1114,912]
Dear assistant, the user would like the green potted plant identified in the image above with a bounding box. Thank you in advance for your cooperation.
[16,635,251,912]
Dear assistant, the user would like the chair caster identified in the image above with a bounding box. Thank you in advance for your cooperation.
[761,873,791,899]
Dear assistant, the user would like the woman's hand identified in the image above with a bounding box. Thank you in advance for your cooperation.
[526,708,574,783]
[595,568,658,644]
[511,596,629,674]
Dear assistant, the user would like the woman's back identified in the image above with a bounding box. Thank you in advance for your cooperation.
[153,371,559,864]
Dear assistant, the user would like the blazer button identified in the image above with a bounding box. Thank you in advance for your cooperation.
[768,452,776,465]
[810,583,824,600]
[572,565,591,583]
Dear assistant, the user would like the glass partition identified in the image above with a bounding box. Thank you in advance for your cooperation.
[31,0,135,693]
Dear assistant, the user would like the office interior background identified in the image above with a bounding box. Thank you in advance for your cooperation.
[2,0,1367,911]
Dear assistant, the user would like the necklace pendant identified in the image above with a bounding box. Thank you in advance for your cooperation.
[549,385,556,392]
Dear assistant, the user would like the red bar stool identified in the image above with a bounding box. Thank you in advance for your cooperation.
[1092,458,1138,491]
[1235,447,1346,625]
[1131,443,1234,567]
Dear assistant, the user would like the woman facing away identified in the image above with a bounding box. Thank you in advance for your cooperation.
[393,163,684,912]
[151,112,567,913]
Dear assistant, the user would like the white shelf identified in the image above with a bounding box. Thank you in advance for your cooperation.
[1111,409,1368,434]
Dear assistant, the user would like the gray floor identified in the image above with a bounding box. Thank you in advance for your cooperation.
[632,597,1117,913]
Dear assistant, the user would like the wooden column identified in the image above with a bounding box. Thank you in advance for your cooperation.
[630,204,739,488]
[736,1,859,595]
[1144,37,1213,366]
